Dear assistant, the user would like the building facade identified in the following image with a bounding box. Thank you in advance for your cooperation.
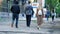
[0,0,45,12]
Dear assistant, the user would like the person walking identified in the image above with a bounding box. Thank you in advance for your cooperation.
[51,9,55,21]
[25,1,34,27]
[36,8,43,30]
[11,2,20,28]
[46,8,50,21]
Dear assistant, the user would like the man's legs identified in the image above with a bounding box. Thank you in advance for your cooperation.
[47,15,49,21]
[26,15,31,27]
[47,16,49,21]
[26,15,29,27]
[15,14,19,28]
[28,15,31,27]
[11,14,15,27]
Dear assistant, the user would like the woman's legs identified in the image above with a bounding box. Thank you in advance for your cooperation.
[52,16,54,21]
[37,15,43,29]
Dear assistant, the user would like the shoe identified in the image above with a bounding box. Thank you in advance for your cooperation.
[37,27,39,29]
[27,26,30,28]
[16,25,18,28]
[37,26,41,30]
[27,25,30,27]
[37,28,41,30]
[37,26,39,29]
[16,26,18,28]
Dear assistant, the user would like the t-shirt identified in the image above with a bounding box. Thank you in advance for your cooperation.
[51,13,55,16]
[38,10,42,15]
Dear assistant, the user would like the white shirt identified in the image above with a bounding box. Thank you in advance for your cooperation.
[38,10,42,15]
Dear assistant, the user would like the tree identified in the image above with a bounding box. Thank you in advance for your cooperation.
[45,0,59,11]
[59,0,60,3]
[46,0,60,17]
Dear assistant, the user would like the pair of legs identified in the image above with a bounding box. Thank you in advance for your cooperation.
[52,16,54,21]
[26,15,31,27]
[11,13,19,28]
[46,15,49,21]
[37,15,43,29]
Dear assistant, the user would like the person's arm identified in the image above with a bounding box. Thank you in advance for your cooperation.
[18,6,20,13]
[36,8,39,17]
[41,9,44,17]
[31,7,34,12]
[25,6,27,14]
[31,7,34,15]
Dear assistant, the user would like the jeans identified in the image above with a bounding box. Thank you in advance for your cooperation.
[26,15,31,27]
[12,13,19,27]
[47,16,49,21]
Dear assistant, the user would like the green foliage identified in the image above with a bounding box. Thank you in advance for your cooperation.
[45,0,60,14]
[56,3,60,14]
[45,0,58,9]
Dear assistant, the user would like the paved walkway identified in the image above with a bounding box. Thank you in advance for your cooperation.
[0,18,60,34]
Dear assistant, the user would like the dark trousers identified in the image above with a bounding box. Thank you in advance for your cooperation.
[52,16,54,21]
[26,15,31,27]
[12,13,19,27]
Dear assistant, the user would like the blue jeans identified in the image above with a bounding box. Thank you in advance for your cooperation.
[46,15,49,21]
[12,13,19,28]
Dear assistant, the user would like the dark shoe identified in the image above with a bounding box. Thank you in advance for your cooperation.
[15,25,18,28]
[27,26,30,27]
[37,26,40,30]
[16,26,18,28]
[37,27,41,30]
[37,27,39,29]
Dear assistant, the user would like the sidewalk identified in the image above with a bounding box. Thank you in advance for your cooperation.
[0,25,50,34]
[0,18,60,34]
[0,20,50,34]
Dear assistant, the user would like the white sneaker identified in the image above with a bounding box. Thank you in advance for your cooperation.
[37,26,39,29]
[37,26,41,30]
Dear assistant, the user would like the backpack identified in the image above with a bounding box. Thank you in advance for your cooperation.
[25,5,34,15]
